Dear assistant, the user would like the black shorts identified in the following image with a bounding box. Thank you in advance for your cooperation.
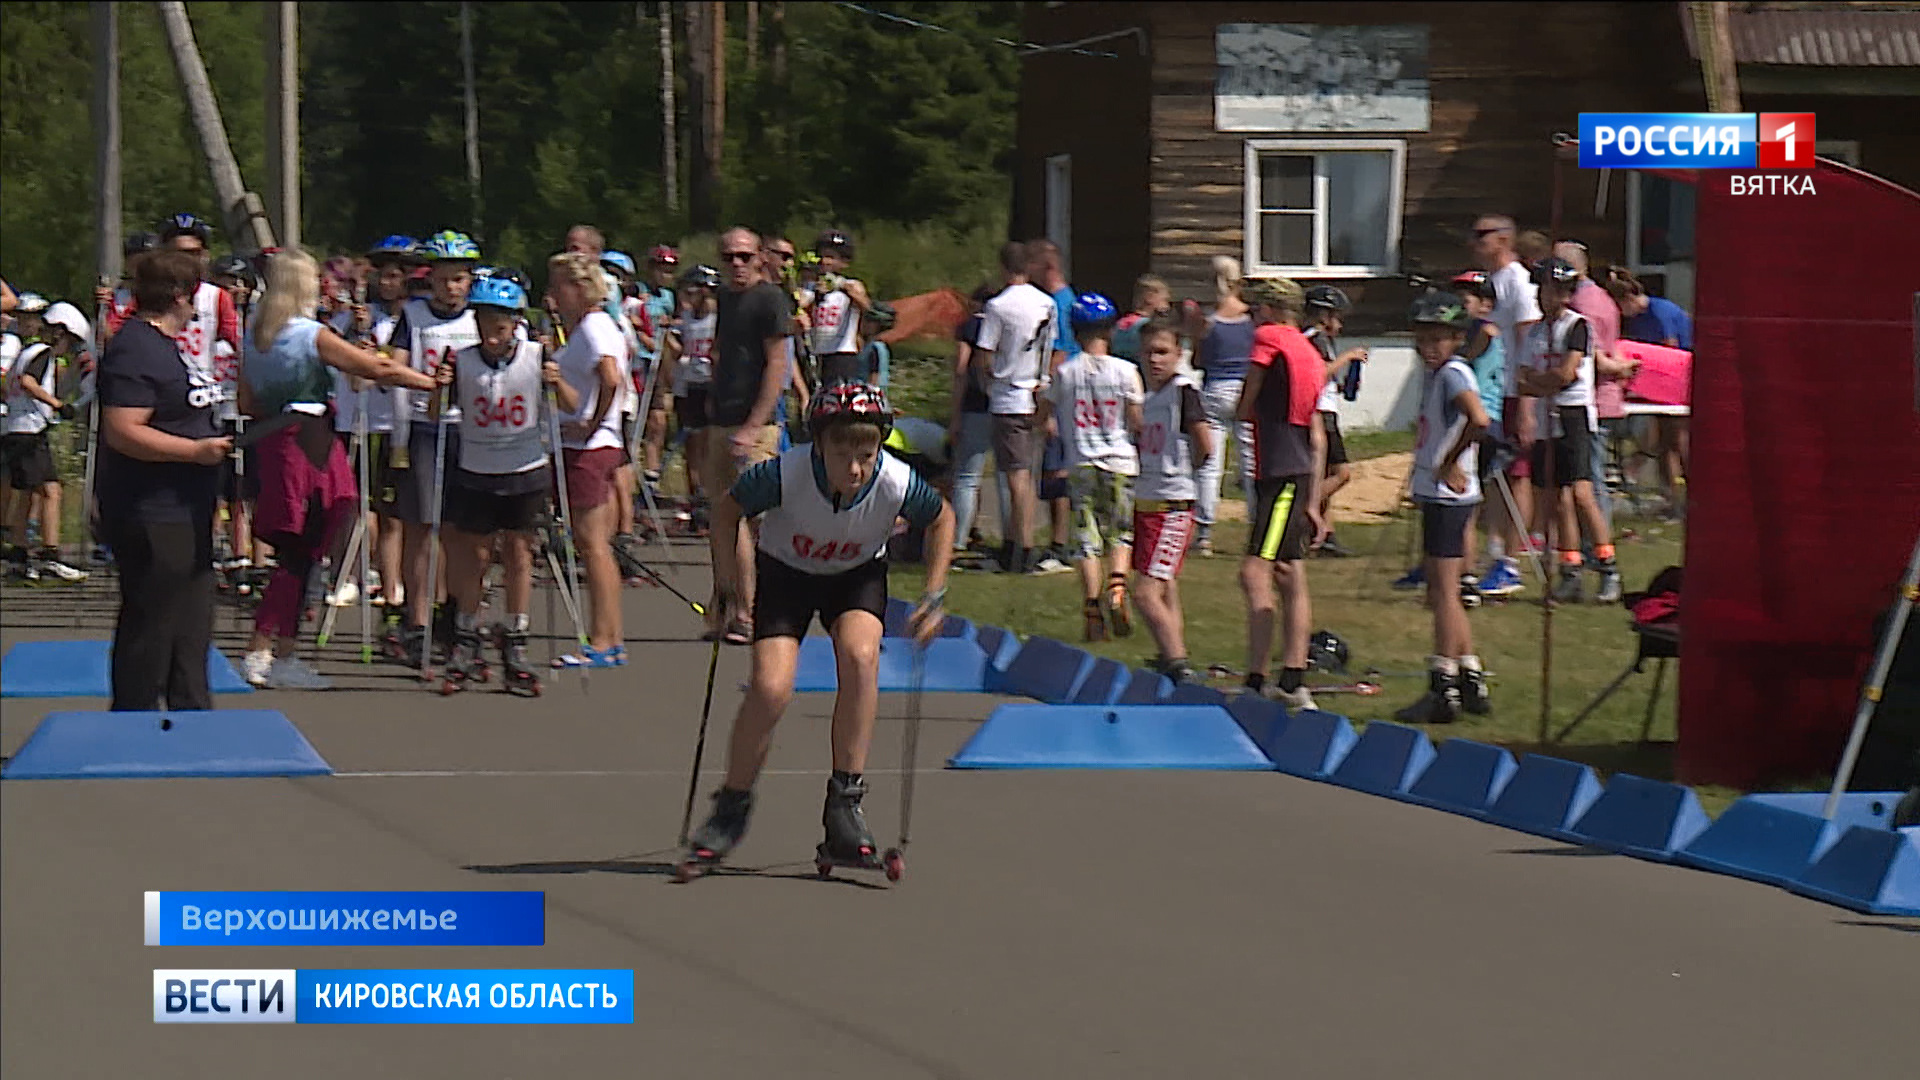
[1529,406,1595,489]
[751,549,890,641]
[1420,501,1475,560]
[1476,432,1508,485]
[1321,411,1349,468]
[391,425,463,525]
[1247,475,1312,562]
[444,474,547,536]
[676,387,710,432]
[0,432,56,490]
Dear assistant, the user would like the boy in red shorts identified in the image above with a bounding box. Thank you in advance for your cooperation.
[1129,319,1213,683]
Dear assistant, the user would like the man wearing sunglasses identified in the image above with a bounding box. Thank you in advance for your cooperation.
[706,226,792,642]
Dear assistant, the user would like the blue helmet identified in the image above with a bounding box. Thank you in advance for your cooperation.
[1070,292,1118,327]
[368,234,419,261]
[161,213,211,243]
[467,275,527,312]
[601,251,637,277]
[421,230,481,262]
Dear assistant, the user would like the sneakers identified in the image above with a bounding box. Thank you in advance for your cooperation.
[244,651,333,689]
[1192,526,1214,557]
[1395,666,1463,725]
[1261,682,1317,712]
[1458,665,1491,716]
[1391,564,1426,591]
[326,580,360,608]
[1105,580,1132,638]
[1592,561,1624,604]
[1551,566,1585,604]
[36,557,87,583]
[1083,599,1109,643]
[1476,559,1524,596]
[1030,551,1071,575]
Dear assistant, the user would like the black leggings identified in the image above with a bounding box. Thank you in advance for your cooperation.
[106,517,216,712]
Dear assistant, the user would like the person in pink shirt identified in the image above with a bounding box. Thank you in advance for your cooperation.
[1553,241,1637,535]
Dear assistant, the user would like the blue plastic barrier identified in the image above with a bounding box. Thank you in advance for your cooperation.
[1328,722,1438,798]
[993,637,1095,703]
[1069,658,1128,705]
[1262,709,1359,780]
[1566,774,1711,861]
[1167,682,1228,707]
[882,598,974,640]
[1786,825,1920,917]
[787,637,990,692]
[1,710,331,779]
[1482,754,1606,843]
[1398,739,1518,818]
[1674,797,1849,888]
[1,640,253,698]
[1116,669,1172,703]
[973,625,1021,676]
[946,704,1275,770]
[1226,693,1289,756]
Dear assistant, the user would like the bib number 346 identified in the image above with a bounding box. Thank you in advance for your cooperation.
[472,394,528,428]
[791,534,860,563]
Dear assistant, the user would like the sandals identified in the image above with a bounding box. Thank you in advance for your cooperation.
[551,644,628,669]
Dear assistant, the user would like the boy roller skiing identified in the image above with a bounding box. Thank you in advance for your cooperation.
[430,274,569,696]
[677,381,954,882]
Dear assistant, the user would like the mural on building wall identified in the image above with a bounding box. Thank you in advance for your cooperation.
[1216,24,1431,133]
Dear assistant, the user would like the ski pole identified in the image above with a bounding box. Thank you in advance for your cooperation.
[420,408,450,684]
[678,630,724,848]
[547,381,590,693]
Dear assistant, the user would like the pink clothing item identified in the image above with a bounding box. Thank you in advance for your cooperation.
[250,424,359,640]
[1571,279,1626,418]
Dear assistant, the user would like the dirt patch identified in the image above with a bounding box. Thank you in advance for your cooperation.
[1213,452,1411,524]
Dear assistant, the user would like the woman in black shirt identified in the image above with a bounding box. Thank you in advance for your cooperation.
[96,249,234,711]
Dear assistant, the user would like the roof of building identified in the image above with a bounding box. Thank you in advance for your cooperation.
[1680,4,1920,66]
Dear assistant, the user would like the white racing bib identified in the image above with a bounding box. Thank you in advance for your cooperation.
[455,341,548,476]
[405,301,479,424]
[808,287,859,356]
[1135,374,1199,503]
[174,282,232,414]
[756,447,912,573]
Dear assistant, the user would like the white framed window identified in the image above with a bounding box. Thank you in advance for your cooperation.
[1045,154,1072,278]
[1242,139,1405,279]
[1816,140,1860,166]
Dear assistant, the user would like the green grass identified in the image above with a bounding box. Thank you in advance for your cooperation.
[890,505,1765,818]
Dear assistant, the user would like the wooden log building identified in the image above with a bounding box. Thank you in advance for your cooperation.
[1013,2,1920,333]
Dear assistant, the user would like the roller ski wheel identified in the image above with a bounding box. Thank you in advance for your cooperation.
[884,847,906,882]
[673,851,722,884]
[498,629,541,697]
[813,842,885,880]
[817,773,887,880]
[675,788,754,883]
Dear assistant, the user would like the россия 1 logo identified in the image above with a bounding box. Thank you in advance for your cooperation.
[1578,112,1818,195]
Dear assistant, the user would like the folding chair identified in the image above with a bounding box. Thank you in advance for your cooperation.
[1553,572,1682,744]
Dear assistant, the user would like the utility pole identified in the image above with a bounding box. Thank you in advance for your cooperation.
[685,2,712,228]
[92,2,122,285]
[659,2,678,214]
[156,1,274,254]
[461,1,483,236]
[263,2,300,250]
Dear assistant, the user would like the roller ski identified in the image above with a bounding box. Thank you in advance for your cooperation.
[1203,663,1382,695]
[497,624,542,697]
[673,787,754,882]
[814,773,904,882]
[437,623,491,695]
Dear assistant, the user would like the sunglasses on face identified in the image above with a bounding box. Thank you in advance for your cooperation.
[721,251,757,263]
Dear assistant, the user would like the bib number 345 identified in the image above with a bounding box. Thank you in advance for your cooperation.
[790,534,862,563]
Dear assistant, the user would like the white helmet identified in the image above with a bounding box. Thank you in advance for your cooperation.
[15,291,50,314]
[44,301,91,343]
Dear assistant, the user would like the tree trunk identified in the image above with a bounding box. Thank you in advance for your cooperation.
[659,2,678,215]
[709,1,725,207]
[746,1,758,75]
[684,1,714,229]
[1694,1,1743,113]
[460,1,482,236]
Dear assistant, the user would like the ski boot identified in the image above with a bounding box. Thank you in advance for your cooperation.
[396,624,430,672]
[438,622,489,695]
[674,787,755,882]
[1394,664,1462,725]
[1460,578,1484,610]
[497,624,541,697]
[1105,575,1132,638]
[1551,565,1585,605]
[1083,598,1109,643]
[1458,663,1492,717]
[1592,559,1624,604]
[816,772,901,881]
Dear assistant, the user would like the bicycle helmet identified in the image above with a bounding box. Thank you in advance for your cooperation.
[1450,269,1496,300]
[807,380,893,440]
[1532,257,1581,291]
[14,291,49,314]
[1241,276,1303,308]
[1408,292,1471,329]
[601,251,637,278]
[1069,292,1119,327]
[212,255,252,281]
[1304,285,1352,312]
[468,274,527,313]
[421,230,481,262]
[43,302,91,343]
[160,213,212,243]
[680,264,721,291]
[647,245,679,266]
[368,234,420,263]
[814,229,854,260]
[124,232,159,259]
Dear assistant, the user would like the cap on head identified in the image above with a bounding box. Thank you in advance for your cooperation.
[43,301,91,342]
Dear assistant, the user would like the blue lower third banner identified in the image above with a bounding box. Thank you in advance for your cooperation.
[145,891,543,946]
[154,970,635,1024]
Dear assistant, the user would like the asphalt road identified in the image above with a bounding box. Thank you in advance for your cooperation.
[1,557,1910,1079]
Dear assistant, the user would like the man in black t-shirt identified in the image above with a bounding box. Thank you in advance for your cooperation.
[705,226,791,642]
